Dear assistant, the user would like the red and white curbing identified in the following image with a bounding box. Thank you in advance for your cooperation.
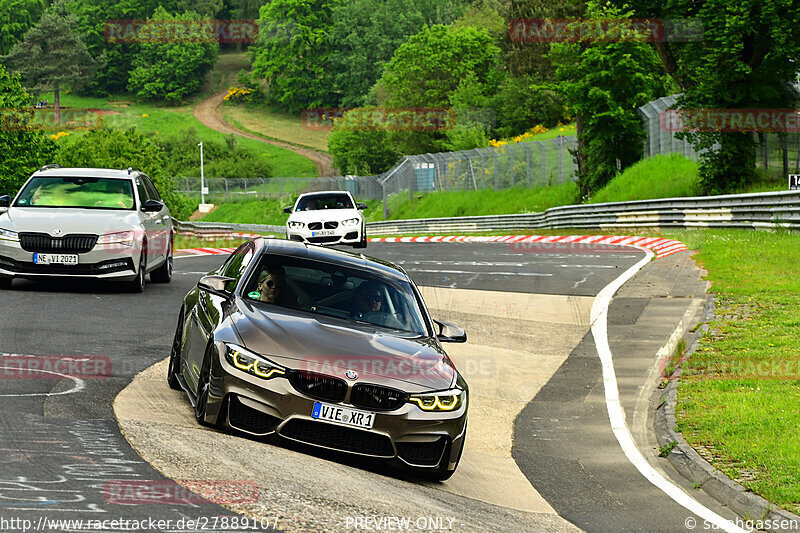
[177,235,688,259]
[368,235,688,259]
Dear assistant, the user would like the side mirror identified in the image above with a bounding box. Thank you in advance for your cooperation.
[141,199,164,212]
[434,320,467,343]
[283,206,293,214]
[198,275,236,298]
[356,202,368,210]
[0,195,11,208]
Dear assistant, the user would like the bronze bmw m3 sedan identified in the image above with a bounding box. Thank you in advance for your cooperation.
[168,238,468,480]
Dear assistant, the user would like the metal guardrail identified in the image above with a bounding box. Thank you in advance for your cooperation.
[175,190,800,236]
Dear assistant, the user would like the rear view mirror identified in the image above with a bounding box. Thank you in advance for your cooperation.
[434,320,467,343]
[141,199,164,212]
[283,206,293,214]
[356,202,368,210]
[0,195,11,208]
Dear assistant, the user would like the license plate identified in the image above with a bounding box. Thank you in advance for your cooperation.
[311,230,335,237]
[312,402,375,429]
[33,253,79,265]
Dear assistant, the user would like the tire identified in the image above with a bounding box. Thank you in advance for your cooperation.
[127,249,146,293]
[167,310,184,391]
[0,277,11,290]
[353,226,367,249]
[194,348,214,427]
[150,240,173,283]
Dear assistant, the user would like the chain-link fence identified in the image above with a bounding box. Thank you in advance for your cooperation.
[638,94,800,178]
[174,136,578,217]
[173,176,384,202]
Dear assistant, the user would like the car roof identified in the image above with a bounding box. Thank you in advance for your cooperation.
[30,168,139,180]
[255,238,408,282]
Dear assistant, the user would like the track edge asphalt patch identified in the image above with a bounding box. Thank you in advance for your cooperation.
[654,298,800,533]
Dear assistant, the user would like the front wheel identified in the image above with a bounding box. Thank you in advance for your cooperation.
[194,349,214,427]
[353,227,367,249]
[167,310,184,391]
[126,250,146,293]
[151,241,173,283]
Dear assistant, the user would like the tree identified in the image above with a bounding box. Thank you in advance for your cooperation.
[3,0,100,121]
[0,65,56,195]
[0,0,45,56]
[375,24,503,154]
[615,0,800,194]
[550,3,668,198]
[127,8,219,104]
[251,0,343,113]
[328,110,401,175]
[54,127,193,219]
[328,0,470,107]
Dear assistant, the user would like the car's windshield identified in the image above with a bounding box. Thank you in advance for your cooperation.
[295,194,353,211]
[244,254,428,336]
[14,177,135,210]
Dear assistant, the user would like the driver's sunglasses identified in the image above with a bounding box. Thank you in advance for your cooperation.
[261,279,279,289]
[360,294,381,303]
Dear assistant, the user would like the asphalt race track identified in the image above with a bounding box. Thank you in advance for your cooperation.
[0,241,741,532]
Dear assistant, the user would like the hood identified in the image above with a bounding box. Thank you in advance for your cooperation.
[231,299,455,392]
[288,209,362,224]
[0,207,140,235]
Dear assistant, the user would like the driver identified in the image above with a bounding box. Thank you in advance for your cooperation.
[354,281,382,317]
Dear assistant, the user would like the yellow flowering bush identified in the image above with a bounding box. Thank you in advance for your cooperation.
[50,131,71,141]
[223,87,254,103]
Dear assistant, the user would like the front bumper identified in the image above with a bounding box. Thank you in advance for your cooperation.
[287,225,362,246]
[0,240,138,280]
[205,352,467,472]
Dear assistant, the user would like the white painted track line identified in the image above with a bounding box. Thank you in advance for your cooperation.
[590,247,748,533]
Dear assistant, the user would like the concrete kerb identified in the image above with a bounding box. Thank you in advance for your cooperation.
[653,296,800,532]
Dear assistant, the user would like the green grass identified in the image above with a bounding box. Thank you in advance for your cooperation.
[662,229,800,513]
[223,104,331,152]
[589,153,700,203]
[40,91,317,178]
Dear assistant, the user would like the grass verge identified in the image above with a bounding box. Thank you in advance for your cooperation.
[223,104,331,152]
[662,229,800,513]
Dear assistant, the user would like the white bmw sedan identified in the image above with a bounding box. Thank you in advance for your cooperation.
[284,191,367,248]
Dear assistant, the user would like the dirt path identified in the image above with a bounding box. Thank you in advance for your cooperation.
[194,90,336,177]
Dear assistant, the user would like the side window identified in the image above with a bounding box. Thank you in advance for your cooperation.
[220,243,254,290]
[143,176,161,201]
[135,178,149,206]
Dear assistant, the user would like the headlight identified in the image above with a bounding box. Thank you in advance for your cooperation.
[341,217,360,227]
[97,230,135,245]
[408,389,465,412]
[288,221,305,229]
[0,228,19,242]
[224,344,285,380]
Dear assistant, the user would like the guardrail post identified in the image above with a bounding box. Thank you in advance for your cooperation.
[478,150,486,189]
[243,178,248,197]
